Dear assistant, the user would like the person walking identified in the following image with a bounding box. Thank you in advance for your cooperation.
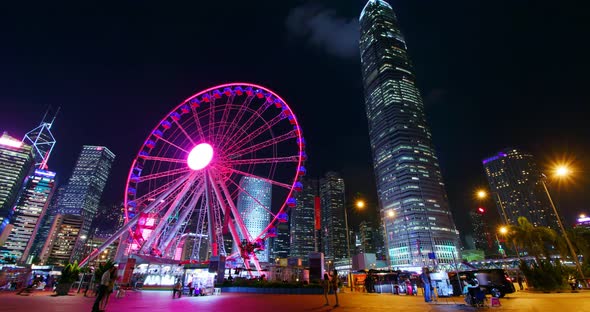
[517,272,524,291]
[92,267,115,312]
[321,273,331,306]
[172,279,182,299]
[101,269,118,310]
[331,270,340,307]
[420,267,432,303]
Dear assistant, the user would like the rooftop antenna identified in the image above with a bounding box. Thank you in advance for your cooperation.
[23,106,60,169]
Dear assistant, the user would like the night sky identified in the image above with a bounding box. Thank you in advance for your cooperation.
[1,0,589,240]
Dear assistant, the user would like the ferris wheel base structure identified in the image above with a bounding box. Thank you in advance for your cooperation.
[80,83,306,276]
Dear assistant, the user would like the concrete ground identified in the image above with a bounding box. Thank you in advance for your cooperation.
[1,288,589,312]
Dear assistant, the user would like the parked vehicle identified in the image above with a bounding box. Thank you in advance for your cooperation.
[449,269,515,298]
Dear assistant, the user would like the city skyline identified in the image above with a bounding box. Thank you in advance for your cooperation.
[1,0,589,240]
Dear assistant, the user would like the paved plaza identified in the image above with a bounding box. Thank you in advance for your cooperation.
[1,289,590,312]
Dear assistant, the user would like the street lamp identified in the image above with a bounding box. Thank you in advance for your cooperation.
[343,199,365,291]
[541,164,587,287]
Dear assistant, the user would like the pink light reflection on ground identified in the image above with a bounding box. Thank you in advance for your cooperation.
[187,143,214,170]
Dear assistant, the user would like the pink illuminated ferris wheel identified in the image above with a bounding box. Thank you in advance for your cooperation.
[118,83,306,273]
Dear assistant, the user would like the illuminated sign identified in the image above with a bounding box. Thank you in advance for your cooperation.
[34,169,56,179]
[578,217,590,223]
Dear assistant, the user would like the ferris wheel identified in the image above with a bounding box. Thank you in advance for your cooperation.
[80,83,306,273]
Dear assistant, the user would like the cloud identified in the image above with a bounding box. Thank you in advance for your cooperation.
[286,4,360,59]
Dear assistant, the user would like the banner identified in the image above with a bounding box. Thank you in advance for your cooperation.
[314,196,321,230]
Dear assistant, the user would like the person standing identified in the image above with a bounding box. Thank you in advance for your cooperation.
[420,267,432,303]
[172,279,182,299]
[331,270,340,307]
[92,267,115,312]
[321,273,331,306]
[517,272,524,291]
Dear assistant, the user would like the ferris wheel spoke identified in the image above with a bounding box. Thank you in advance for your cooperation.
[218,95,254,143]
[135,167,191,183]
[171,119,197,146]
[140,155,188,164]
[224,156,299,166]
[155,136,191,154]
[220,99,272,151]
[217,166,292,190]
[158,186,204,253]
[190,105,206,143]
[131,173,193,206]
[226,130,298,159]
[224,113,285,155]
[214,96,236,141]
[225,176,276,219]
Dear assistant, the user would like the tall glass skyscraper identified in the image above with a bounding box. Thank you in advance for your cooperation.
[56,145,115,261]
[360,0,460,268]
[0,169,56,262]
[320,172,347,261]
[482,148,557,229]
[237,176,271,262]
[0,132,34,247]
[290,178,317,262]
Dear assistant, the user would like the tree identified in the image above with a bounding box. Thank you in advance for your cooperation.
[506,217,559,261]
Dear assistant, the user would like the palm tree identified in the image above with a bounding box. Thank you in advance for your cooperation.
[506,217,559,261]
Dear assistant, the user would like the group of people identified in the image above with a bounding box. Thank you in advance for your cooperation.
[321,269,341,307]
[92,266,119,312]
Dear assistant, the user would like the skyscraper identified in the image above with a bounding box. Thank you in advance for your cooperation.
[237,176,271,262]
[320,172,347,261]
[469,208,492,255]
[53,145,115,261]
[0,169,56,262]
[290,178,317,262]
[0,132,34,247]
[360,0,460,268]
[269,222,290,260]
[482,148,557,229]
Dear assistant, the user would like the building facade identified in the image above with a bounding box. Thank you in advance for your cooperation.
[468,208,492,256]
[237,176,271,262]
[0,132,34,250]
[0,169,56,262]
[360,0,460,268]
[290,178,318,262]
[269,222,290,261]
[40,214,84,265]
[54,145,115,261]
[320,172,347,261]
[482,148,557,229]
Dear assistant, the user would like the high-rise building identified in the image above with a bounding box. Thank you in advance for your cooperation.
[22,109,58,170]
[468,208,492,255]
[0,169,56,262]
[29,185,64,260]
[320,172,347,261]
[357,221,376,254]
[360,0,461,268]
[237,176,271,262]
[51,145,115,261]
[0,132,34,246]
[40,214,84,265]
[482,148,557,229]
[290,178,318,262]
[269,222,290,260]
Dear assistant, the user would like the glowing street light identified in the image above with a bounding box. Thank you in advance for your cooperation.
[387,210,395,218]
[476,190,488,199]
[356,200,366,209]
[498,226,508,235]
[554,165,570,178]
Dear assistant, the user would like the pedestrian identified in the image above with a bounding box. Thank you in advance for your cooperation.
[172,279,182,299]
[188,281,194,296]
[92,266,115,312]
[331,270,339,307]
[101,268,118,310]
[516,272,524,291]
[420,267,432,303]
[321,273,330,306]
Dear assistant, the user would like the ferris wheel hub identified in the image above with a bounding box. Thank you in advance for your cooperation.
[187,143,214,170]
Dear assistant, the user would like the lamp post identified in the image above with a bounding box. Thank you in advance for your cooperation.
[540,165,587,287]
[343,199,365,291]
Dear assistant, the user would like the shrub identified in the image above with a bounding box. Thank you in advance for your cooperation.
[59,261,81,284]
[520,259,570,291]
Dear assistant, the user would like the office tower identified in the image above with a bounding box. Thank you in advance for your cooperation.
[22,109,58,169]
[53,145,115,262]
[29,185,64,260]
[482,148,557,229]
[360,0,461,268]
[469,208,492,255]
[320,172,347,261]
[40,214,84,265]
[290,178,318,262]
[237,176,271,262]
[0,169,56,262]
[357,221,376,254]
[0,132,34,246]
[269,222,290,260]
